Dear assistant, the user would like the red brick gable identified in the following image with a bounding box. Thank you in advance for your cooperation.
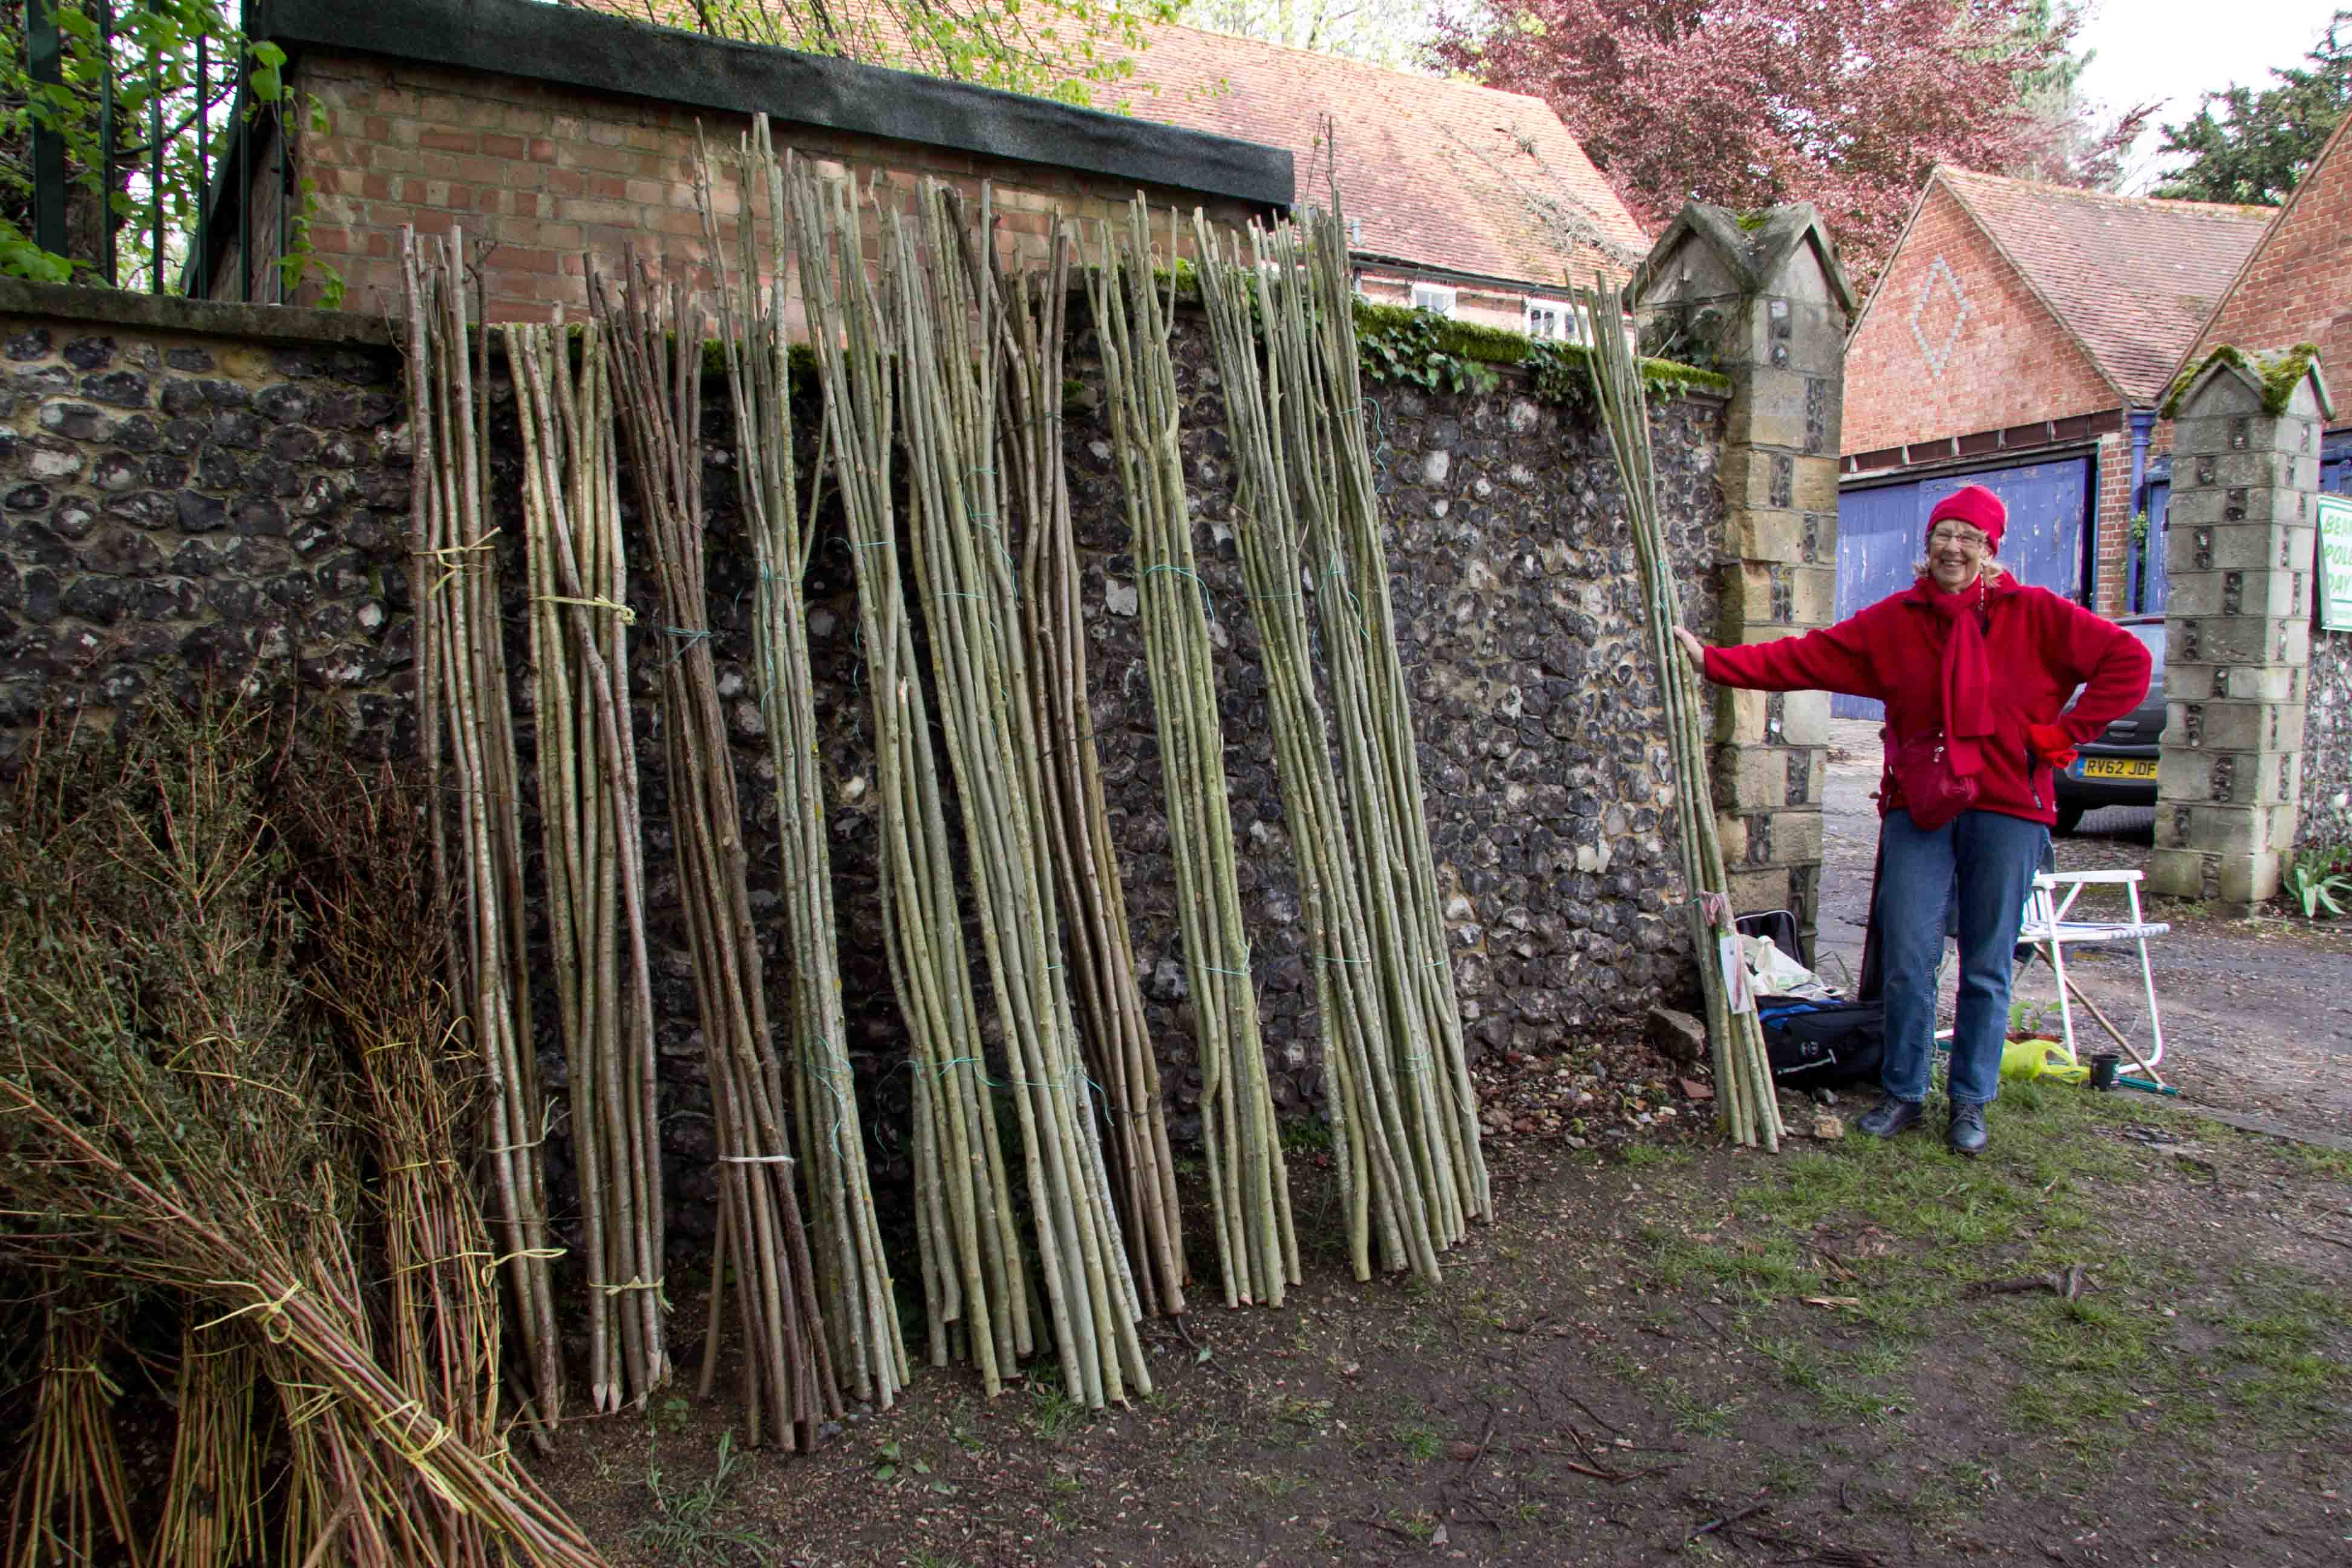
[1843,180,2116,456]
[2181,113,2352,425]
[1936,168,2271,404]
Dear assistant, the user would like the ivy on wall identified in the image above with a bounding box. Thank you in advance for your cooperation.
[1350,301,1732,409]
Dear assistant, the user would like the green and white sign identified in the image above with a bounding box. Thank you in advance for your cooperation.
[2324,494,2352,633]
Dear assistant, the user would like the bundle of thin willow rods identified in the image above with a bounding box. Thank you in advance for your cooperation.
[401,226,564,1423]
[1287,203,1491,1224]
[593,259,840,1447]
[1192,215,1442,1285]
[890,180,1149,1408]
[786,158,1033,1396]
[0,703,610,1568]
[1574,282,1782,1151]
[1084,200,1297,1308]
[275,745,511,1567]
[1251,212,1483,1254]
[509,315,670,1413]
[155,1327,264,1567]
[994,221,1187,1321]
[698,120,907,1411]
[7,1305,137,1568]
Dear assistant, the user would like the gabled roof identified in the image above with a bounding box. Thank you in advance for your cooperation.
[2171,111,2352,408]
[1928,167,2273,405]
[1109,23,1651,288]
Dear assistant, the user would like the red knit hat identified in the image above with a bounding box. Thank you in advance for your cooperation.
[1927,485,2007,551]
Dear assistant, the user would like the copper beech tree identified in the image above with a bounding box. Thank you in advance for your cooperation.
[1431,0,2134,287]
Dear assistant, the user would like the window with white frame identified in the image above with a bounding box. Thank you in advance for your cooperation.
[1524,298,1580,342]
[1410,282,1458,318]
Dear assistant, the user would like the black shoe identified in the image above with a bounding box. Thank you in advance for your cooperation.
[1947,1102,1988,1158]
[1856,1094,1925,1138]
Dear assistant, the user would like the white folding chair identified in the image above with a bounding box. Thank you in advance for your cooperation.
[2013,871,2170,1071]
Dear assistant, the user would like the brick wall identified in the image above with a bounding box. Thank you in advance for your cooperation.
[1844,184,2117,459]
[2185,116,2352,431]
[276,54,1266,325]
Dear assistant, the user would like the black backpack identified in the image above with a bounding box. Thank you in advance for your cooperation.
[1758,999,1885,1088]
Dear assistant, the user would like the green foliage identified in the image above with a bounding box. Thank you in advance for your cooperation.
[2154,10,2351,205]
[1351,298,1728,407]
[2,1,337,298]
[671,0,1181,111]
[1351,300,1501,394]
[2284,843,2352,919]
[633,1429,769,1566]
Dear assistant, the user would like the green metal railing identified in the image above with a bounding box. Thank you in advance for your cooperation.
[13,0,290,299]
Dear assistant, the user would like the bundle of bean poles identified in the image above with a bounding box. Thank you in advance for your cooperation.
[0,702,609,1567]
[402,227,565,1423]
[1256,209,1491,1240]
[697,121,907,1411]
[1574,283,1782,1151]
[1192,215,1443,1284]
[991,219,1190,1324]
[889,180,1150,1408]
[786,157,1034,1396]
[592,260,843,1446]
[508,314,670,1411]
[1084,200,1298,1308]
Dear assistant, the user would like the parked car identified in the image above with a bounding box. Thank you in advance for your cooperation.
[2052,614,2166,835]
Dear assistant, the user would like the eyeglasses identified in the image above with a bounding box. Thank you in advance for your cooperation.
[1927,526,1989,550]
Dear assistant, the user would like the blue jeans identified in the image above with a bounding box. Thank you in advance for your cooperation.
[1876,809,2049,1107]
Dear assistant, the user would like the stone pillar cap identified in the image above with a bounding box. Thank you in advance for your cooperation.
[2161,342,2334,423]
[1630,201,1858,314]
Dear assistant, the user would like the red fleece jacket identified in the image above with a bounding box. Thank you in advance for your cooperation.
[1702,576,2152,826]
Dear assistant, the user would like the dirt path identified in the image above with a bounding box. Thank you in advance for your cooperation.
[543,1089,2352,1567]
[532,734,2352,1566]
[1817,717,2352,1138]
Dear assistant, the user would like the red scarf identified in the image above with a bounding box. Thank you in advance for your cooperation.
[1923,574,1994,776]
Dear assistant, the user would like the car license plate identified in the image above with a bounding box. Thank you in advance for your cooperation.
[2080,757,2156,780]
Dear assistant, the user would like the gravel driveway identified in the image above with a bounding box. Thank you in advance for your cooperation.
[1812,717,2352,1138]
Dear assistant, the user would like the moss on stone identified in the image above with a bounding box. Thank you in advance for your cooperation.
[2160,341,2323,419]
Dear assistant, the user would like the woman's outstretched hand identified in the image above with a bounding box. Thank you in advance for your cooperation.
[1671,627,1709,676]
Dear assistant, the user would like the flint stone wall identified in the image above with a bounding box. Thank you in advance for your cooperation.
[0,283,1725,1237]
[2306,628,2352,850]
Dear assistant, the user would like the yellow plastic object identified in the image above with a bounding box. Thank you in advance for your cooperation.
[2001,1037,2088,1085]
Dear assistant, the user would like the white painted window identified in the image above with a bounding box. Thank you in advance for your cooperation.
[1524,298,1579,342]
[1410,282,1457,318]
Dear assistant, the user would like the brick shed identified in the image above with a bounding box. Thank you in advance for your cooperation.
[222,0,1290,322]
[1837,167,2270,648]
[215,0,1647,338]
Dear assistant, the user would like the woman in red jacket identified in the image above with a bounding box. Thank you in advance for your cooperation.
[1673,485,2150,1156]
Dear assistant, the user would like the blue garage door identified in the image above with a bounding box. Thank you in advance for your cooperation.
[1832,457,2093,720]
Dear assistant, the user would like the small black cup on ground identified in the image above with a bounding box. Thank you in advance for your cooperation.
[2089,1052,2120,1091]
